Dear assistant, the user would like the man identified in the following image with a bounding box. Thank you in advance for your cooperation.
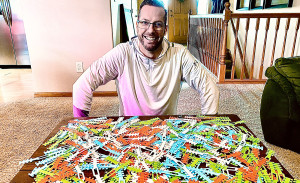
[73,0,219,117]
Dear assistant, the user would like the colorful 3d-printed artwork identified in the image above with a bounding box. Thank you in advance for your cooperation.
[19,116,299,182]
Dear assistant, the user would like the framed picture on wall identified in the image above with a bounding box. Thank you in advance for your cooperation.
[264,0,293,8]
[236,0,293,10]
[236,0,250,9]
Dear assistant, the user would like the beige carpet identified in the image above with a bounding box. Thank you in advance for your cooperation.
[0,84,299,182]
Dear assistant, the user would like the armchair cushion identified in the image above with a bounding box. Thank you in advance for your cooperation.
[260,57,300,153]
[274,57,300,105]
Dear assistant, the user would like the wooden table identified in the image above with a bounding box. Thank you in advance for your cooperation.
[11,114,294,182]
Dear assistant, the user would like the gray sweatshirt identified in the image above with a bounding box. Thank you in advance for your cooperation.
[73,37,219,116]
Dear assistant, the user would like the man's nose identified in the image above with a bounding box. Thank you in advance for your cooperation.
[146,23,155,32]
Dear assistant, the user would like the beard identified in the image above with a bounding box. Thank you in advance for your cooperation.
[138,33,164,52]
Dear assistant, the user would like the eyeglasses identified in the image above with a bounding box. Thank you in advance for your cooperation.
[137,20,165,31]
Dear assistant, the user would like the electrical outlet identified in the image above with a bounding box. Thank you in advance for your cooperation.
[76,62,84,73]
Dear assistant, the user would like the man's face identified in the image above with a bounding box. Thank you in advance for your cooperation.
[137,5,167,53]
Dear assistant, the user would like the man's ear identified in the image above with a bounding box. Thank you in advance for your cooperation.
[135,20,139,33]
[164,25,168,36]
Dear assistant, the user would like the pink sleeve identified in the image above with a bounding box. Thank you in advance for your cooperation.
[73,105,89,117]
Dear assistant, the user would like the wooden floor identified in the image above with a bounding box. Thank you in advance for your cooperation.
[0,69,34,104]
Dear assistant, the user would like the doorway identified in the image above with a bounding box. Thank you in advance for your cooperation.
[167,0,197,44]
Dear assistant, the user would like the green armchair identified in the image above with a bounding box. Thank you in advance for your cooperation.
[260,57,300,153]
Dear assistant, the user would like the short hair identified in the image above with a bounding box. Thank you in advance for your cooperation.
[138,0,167,26]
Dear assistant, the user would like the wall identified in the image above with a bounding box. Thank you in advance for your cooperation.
[197,0,212,14]
[227,0,300,79]
[20,0,115,93]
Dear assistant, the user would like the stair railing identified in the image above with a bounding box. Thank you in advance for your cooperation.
[188,2,300,84]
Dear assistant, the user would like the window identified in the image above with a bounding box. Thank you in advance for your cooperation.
[236,0,293,10]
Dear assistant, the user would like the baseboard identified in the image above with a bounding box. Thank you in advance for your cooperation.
[34,91,118,97]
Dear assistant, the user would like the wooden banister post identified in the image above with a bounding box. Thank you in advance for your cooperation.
[218,2,231,83]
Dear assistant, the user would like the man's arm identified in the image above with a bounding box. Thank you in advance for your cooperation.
[72,44,125,117]
[181,48,220,115]
[72,65,103,117]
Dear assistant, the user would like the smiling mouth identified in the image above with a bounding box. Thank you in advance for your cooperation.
[144,35,157,41]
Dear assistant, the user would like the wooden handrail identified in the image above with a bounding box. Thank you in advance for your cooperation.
[231,13,300,18]
[190,14,223,18]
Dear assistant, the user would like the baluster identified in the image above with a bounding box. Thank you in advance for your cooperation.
[208,18,212,71]
[281,18,290,57]
[198,18,205,65]
[215,18,219,75]
[206,18,210,68]
[240,18,250,80]
[207,18,213,71]
[212,18,217,75]
[211,18,215,74]
[231,18,240,80]
[250,18,260,80]
[202,18,208,67]
[202,18,207,67]
[216,18,222,77]
[199,18,206,66]
[270,18,280,66]
[230,19,244,66]
[197,19,204,64]
[291,18,300,57]
[209,18,213,69]
[259,18,270,80]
